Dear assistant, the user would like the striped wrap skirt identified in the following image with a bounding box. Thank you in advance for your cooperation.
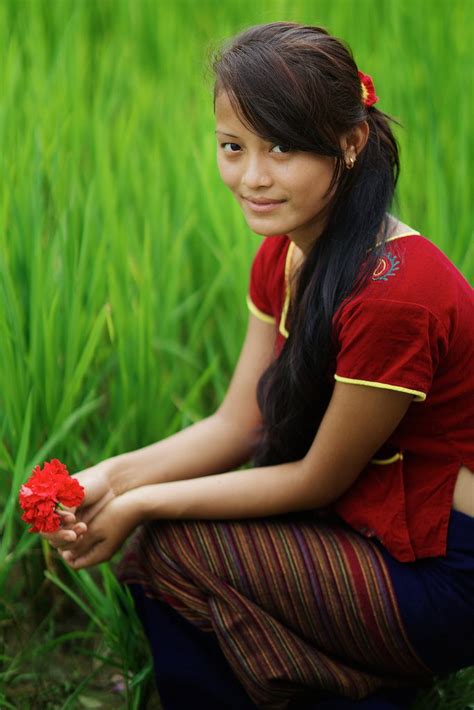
[116,509,474,709]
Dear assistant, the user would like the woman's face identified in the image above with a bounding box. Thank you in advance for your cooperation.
[215,90,338,251]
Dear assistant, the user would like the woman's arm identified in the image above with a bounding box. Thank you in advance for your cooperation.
[129,380,414,520]
[60,380,415,570]
[108,313,276,495]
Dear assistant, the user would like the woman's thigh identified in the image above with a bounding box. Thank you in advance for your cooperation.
[117,512,431,707]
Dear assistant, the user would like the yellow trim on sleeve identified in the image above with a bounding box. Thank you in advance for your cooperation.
[279,240,295,338]
[246,294,276,324]
[371,452,404,465]
[334,374,426,402]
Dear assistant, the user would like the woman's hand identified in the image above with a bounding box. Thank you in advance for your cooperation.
[40,458,118,551]
[58,490,142,569]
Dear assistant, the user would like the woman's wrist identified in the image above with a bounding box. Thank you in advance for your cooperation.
[121,485,156,526]
[107,456,139,497]
[106,450,165,497]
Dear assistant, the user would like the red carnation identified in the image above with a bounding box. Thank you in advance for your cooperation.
[18,459,84,533]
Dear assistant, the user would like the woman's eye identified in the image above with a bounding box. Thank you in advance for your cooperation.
[271,144,291,153]
[222,143,241,153]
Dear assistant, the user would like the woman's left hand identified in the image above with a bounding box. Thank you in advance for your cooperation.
[58,490,142,569]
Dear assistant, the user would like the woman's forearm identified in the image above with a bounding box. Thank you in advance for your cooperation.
[124,460,309,522]
[109,412,260,495]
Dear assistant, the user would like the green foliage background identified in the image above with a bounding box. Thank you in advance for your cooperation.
[0,0,472,707]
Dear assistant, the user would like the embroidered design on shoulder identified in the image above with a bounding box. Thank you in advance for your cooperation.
[372,252,400,282]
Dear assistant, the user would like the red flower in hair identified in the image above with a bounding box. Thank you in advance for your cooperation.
[18,459,84,533]
[358,71,379,107]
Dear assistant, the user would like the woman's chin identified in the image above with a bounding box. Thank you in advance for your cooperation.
[245,220,288,237]
[251,228,286,237]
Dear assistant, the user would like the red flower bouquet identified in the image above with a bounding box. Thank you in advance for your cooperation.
[18,459,84,533]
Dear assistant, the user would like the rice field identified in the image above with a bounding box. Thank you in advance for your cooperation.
[0,0,472,707]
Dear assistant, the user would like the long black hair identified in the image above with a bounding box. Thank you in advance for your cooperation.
[212,22,400,465]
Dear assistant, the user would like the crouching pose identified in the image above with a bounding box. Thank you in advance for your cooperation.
[44,22,474,710]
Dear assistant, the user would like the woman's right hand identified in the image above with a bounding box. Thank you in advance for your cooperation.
[40,458,118,551]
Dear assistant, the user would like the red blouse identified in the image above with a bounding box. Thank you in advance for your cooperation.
[247,232,474,562]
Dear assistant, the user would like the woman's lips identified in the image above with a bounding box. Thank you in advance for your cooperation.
[243,197,286,213]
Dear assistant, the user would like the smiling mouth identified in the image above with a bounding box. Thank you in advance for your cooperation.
[243,197,286,213]
[243,196,285,205]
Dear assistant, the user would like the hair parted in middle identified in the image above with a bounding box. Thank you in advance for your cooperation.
[212,22,401,465]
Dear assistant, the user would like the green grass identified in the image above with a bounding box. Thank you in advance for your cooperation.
[0,0,472,707]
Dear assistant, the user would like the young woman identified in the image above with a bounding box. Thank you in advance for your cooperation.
[43,22,474,710]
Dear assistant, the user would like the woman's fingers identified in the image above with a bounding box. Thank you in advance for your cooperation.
[42,530,75,548]
[55,522,88,549]
[61,539,105,569]
[42,520,88,550]
[40,505,98,550]
[57,509,76,528]
[72,522,87,536]
[60,531,93,559]
[56,493,114,529]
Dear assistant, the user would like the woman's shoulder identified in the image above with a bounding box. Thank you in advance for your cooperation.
[377,219,465,282]
[335,232,473,342]
[369,233,472,304]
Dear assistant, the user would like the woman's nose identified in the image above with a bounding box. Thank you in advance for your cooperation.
[242,156,273,190]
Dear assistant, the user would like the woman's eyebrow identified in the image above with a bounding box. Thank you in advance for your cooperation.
[215,130,240,138]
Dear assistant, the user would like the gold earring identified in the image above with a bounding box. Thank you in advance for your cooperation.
[345,154,356,169]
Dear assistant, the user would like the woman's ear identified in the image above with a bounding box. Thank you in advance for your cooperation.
[340,121,369,160]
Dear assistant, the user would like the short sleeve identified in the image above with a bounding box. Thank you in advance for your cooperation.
[247,241,277,324]
[334,297,449,401]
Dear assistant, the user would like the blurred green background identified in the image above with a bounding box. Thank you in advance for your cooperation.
[0,0,472,707]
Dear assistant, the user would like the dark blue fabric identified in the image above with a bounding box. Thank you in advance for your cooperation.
[128,582,256,710]
[377,509,474,674]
